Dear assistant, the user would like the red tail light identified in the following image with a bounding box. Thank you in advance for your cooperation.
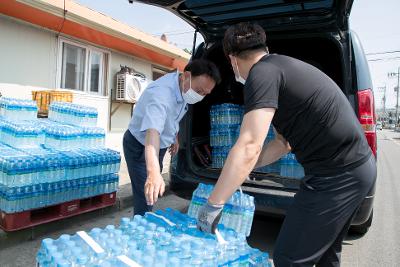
[357,89,377,157]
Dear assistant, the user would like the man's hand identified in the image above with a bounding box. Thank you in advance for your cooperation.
[144,172,165,206]
[169,135,179,156]
[168,141,179,155]
[197,202,224,233]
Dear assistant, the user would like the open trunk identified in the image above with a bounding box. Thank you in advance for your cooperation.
[189,35,345,190]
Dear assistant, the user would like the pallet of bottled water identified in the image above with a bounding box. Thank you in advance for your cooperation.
[37,208,272,267]
[0,144,120,213]
[0,97,121,230]
[188,183,255,237]
[0,173,119,213]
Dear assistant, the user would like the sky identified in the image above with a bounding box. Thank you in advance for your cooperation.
[76,0,400,109]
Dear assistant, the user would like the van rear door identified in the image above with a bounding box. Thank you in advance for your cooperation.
[134,0,354,41]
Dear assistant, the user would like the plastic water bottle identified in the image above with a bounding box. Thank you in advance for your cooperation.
[203,241,217,266]
[232,195,243,232]
[187,186,199,218]
[280,154,289,177]
[119,217,130,232]
[291,153,297,177]
[289,154,303,178]
[189,250,203,266]
[245,196,255,237]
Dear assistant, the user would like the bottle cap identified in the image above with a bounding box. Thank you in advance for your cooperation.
[59,234,70,242]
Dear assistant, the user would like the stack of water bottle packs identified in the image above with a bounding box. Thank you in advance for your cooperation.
[209,103,304,178]
[37,207,272,266]
[279,153,304,178]
[0,97,38,120]
[49,101,98,127]
[210,104,243,168]
[188,183,255,237]
[0,97,121,213]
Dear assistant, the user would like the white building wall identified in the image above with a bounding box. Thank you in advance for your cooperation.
[0,15,57,90]
[0,15,159,133]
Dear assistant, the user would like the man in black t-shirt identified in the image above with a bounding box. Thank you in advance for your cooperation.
[197,23,376,267]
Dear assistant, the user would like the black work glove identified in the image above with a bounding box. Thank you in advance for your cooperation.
[197,202,224,234]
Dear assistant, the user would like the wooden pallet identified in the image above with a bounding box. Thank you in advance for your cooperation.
[0,192,116,232]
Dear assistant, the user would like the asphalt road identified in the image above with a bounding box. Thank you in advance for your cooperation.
[0,130,399,266]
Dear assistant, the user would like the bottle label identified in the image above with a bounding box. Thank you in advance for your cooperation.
[214,229,227,245]
[77,231,104,254]
[146,212,175,227]
[117,255,142,267]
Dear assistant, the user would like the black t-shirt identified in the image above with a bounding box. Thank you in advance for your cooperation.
[244,54,371,174]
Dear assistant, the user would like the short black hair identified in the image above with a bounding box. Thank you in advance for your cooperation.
[184,59,221,84]
[223,22,268,59]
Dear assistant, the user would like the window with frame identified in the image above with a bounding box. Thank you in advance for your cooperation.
[152,67,168,81]
[59,39,108,95]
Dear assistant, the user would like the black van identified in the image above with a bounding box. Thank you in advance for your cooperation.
[135,0,377,234]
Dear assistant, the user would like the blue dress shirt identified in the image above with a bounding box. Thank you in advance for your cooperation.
[128,71,188,149]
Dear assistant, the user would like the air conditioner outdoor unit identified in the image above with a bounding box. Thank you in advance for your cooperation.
[116,72,149,102]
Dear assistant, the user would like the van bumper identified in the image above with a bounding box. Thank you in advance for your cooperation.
[170,171,375,225]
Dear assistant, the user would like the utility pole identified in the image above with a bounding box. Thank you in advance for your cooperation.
[388,67,400,124]
[378,85,387,119]
[397,68,400,124]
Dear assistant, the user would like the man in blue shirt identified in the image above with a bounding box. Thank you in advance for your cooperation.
[123,59,221,215]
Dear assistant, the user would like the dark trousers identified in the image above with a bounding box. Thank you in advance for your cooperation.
[122,130,167,216]
[273,155,377,267]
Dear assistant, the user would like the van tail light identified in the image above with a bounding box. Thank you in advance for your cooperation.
[357,89,377,157]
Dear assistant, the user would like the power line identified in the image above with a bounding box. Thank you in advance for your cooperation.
[152,29,194,35]
[368,57,400,62]
[168,31,194,36]
[56,0,67,36]
[156,31,194,36]
[174,42,193,46]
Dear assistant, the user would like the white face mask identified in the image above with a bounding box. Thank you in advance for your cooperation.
[182,74,204,104]
[234,57,246,85]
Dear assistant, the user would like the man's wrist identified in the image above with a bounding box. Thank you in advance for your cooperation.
[147,169,162,178]
[146,162,160,176]
[207,198,225,207]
